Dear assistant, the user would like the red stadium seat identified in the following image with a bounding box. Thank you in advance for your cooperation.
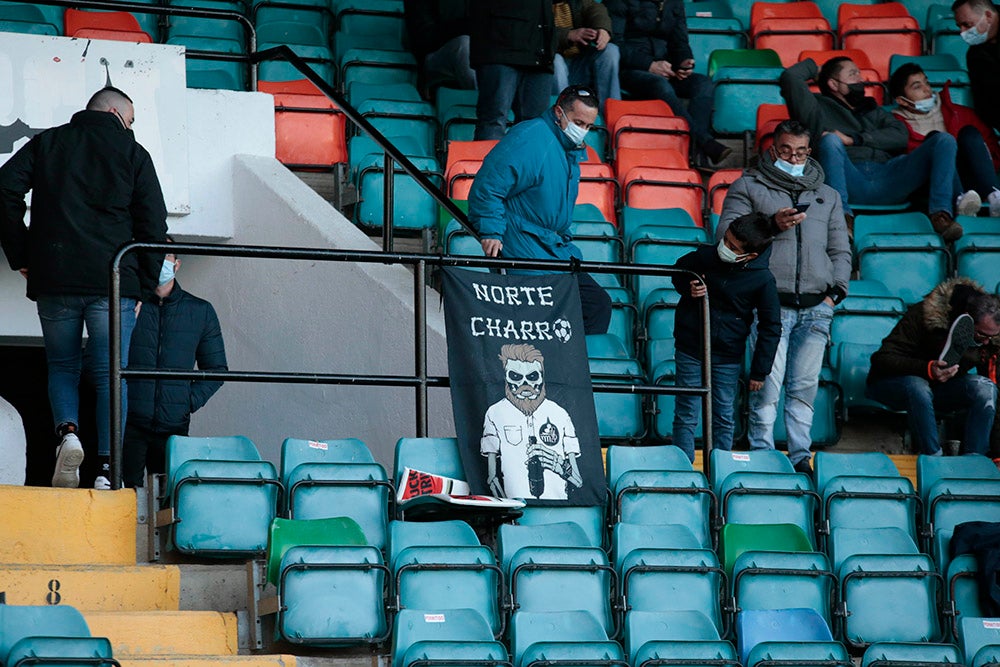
[837,3,922,80]
[615,147,688,185]
[755,103,790,153]
[64,8,151,42]
[622,166,705,226]
[604,99,690,162]
[708,169,743,218]
[443,140,498,199]
[578,162,619,225]
[258,79,347,169]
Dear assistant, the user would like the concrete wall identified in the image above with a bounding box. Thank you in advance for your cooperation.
[0,397,26,485]
[178,155,454,469]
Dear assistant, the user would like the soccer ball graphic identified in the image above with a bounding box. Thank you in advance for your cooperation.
[553,318,572,343]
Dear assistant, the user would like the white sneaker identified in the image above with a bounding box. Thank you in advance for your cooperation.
[989,188,1000,218]
[52,433,84,488]
[94,476,111,490]
[956,190,982,217]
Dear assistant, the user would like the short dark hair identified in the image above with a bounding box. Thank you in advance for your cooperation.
[969,293,1000,328]
[772,119,811,144]
[556,85,599,112]
[86,86,133,111]
[817,56,852,95]
[888,62,924,100]
[728,212,776,254]
[951,0,996,13]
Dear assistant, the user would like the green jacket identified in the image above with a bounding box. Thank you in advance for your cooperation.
[780,59,908,164]
[554,0,613,55]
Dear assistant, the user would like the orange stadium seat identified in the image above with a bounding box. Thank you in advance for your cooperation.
[755,103,790,153]
[622,166,705,226]
[798,50,885,104]
[614,147,687,186]
[64,8,152,42]
[257,79,347,170]
[750,2,834,67]
[604,99,690,162]
[707,168,743,232]
[578,162,619,225]
[837,3,923,80]
[443,140,497,200]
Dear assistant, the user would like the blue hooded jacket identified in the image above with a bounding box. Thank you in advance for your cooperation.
[468,108,588,264]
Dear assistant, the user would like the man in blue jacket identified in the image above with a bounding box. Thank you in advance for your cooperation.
[468,85,611,334]
[123,250,227,488]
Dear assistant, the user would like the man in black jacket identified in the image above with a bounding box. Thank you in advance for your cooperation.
[124,250,227,488]
[0,87,168,489]
[403,0,475,94]
[470,1,555,140]
[867,278,1000,456]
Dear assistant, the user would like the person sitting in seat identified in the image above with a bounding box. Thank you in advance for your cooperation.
[889,62,1000,218]
[780,56,975,241]
[866,279,1000,456]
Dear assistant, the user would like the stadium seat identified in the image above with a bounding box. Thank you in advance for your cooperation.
[64,8,152,42]
[630,227,704,314]
[839,553,942,648]
[589,357,646,442]
[171,35,250,90]
[921,474,1000,570]
[838,3,923,80]
[955,235,1000,289]
[163,435,280,556]
[718,522,812,576]
[642,287,682,347]
[393,437,467,519]
[624,609,734,667]
[353,146,441,232]
[436,87,481,143]
[946,554,982,639]
[168,0,246,45]
[829,525,920,573]
[510,611,624,667]
[745,640,850,667]
[265,516,388,645]
[857,233,948,305]
[392,609,508,667]
[861,642,964,667]
[572,220,623,264]
[616,147,689,183]
[444,139,497,199]
[353,96,437,159]
[336,0,405,43]
[622,207,701,245]
[960,617,1000,667]
[754,103,789,153]
[736,608,835,666]
[389,520,503,637]
[709,449,818,545]
[613,468,715,548]
[916,454,1000,523]
[258,79,347,170]
[686,3,748,77]
[749,3,834,67]
[605,99,690,163]
[731,550,835,626]
[279,437,391,549]
[707,169,743,233]
[578,162,620,225]
[927,4,968,65]
[709,53,785,143]
[517,505,608,550]
[0,3,59,35]
[0,605,114,667]
[498,523,616,637]
[612,521,702,572]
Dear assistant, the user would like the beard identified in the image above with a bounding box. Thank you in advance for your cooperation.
[506,383,546,416]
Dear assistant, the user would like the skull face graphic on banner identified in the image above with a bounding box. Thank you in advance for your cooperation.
[442,268,606,506]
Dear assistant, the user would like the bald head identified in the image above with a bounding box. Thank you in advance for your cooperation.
[86,87,134,129]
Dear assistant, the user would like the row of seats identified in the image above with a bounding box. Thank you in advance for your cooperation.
[0,605,117,667]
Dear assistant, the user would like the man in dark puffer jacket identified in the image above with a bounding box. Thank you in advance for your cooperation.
[124,251,227,487]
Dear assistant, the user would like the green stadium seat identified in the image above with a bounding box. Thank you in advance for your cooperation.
[718,522,812,576]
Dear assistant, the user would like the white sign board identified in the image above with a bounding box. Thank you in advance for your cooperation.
[0,32,190,215]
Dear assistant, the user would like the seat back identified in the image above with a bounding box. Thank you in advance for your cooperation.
[394,437,465,485]
[719,523,812,576]
[813,452,900,496]
[961,617,1000,667]
[746,640,849,667]
[736,608,833,666]
[607,444,692,490]
[615,470,714,548]
[732,551,834,625]
[709,449,795,491]
[166,434,260,492]
[0,606,92,658]
[266,516,367,585]
[862,641,963,667]
[510,610,618,667]
[621,547,725,633]
[917,455,1000,516]
[516,505,607,550]
[392,609,497,667]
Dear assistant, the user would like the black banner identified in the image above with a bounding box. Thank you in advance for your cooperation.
[442,268,606,506]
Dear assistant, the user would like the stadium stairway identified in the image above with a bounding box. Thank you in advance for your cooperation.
[0,485,365,667]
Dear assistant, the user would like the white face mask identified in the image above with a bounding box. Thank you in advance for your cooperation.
[961,15,990,45]
[911,93,937,113]
[558,109,589,146]
[717,240,750,263]
[774,157,806,177]
[158,258,177,286]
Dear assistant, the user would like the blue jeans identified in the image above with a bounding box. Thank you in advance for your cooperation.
[474,64,552,140]
[618,68,715,148]
[552,44,621,113]
[673,349,741,462]
[423,35,476,91]
[956,124,1000,199]
[37,296,137,457]
[748,303,833,465]
[866,374,996,455]
[816,131,962,217]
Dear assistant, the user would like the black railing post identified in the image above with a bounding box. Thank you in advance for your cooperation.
[109,264,124,490]
[701,291,713,478]
[414,259,427,436]
[383,152,394,252]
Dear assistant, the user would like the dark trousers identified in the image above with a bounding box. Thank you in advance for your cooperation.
[578,272,612,335]
[124,421,185,488]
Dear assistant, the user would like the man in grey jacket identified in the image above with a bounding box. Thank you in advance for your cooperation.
[781,57,970,242]
[716,120,851,474]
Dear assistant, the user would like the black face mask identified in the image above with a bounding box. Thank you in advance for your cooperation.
[844,82,867,107]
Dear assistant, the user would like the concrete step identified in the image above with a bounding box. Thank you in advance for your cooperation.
[119,655,300,667]
[85,611,238,657]
[0,564,179,610]
[0,486,136,565]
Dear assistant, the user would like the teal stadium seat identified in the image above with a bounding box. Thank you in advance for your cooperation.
[612,522,702,574]
[498,523,616,637]
[280,437,391,550]
[736,607,837,666]
[170,35,249,90]
[168,0,247,46]
[589,357,646,442]
[389,520,503,636]
[165,435,280,556]
[436,87,479,143]
[955,235,1000,289]
[857,233,948,305]
[393,437,467,519]
[509,611,625,667]
[862,642,964,667]
[708,50,785,140]
[625,608,738,667]
[947,554,982,639]
[353,143,442,232]
[392,608,509,667]
[960,617,1000,667]
[731,551,835,627]
[685,1,748,77]
[0,605,115,667]
[0,3,59,35]
[927,4,968,65]
[516,505,607,550]
[745,640,850,667]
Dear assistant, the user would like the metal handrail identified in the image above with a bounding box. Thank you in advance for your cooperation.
[110,242,715,490]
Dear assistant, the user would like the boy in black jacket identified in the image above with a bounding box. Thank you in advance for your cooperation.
[671,212,782,461]
[123,251,227,487]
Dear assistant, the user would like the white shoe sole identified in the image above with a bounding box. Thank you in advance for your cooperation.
[957,191,983,217]
[52,439,84,488]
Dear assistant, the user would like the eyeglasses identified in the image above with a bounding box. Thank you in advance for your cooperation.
[774,147,811,160]
[974,328,997,343]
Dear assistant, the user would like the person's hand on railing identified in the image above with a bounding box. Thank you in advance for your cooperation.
[481,238,503,257]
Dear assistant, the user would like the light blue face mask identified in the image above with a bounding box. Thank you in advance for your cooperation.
[961,17,990,45]
[717,240,750,263]
[911,93,937,113]
[558,108,589,146]
[158,258,176,286]
[774,157,805,178]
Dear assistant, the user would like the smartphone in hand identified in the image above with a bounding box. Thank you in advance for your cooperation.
[794,202,811,213]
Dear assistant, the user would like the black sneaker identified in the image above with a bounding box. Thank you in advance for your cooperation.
[793,458,813,475]
[940,313,975,367]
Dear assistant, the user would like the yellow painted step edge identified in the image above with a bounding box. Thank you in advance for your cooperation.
[0,565,180,611]
[85,611,238,657]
